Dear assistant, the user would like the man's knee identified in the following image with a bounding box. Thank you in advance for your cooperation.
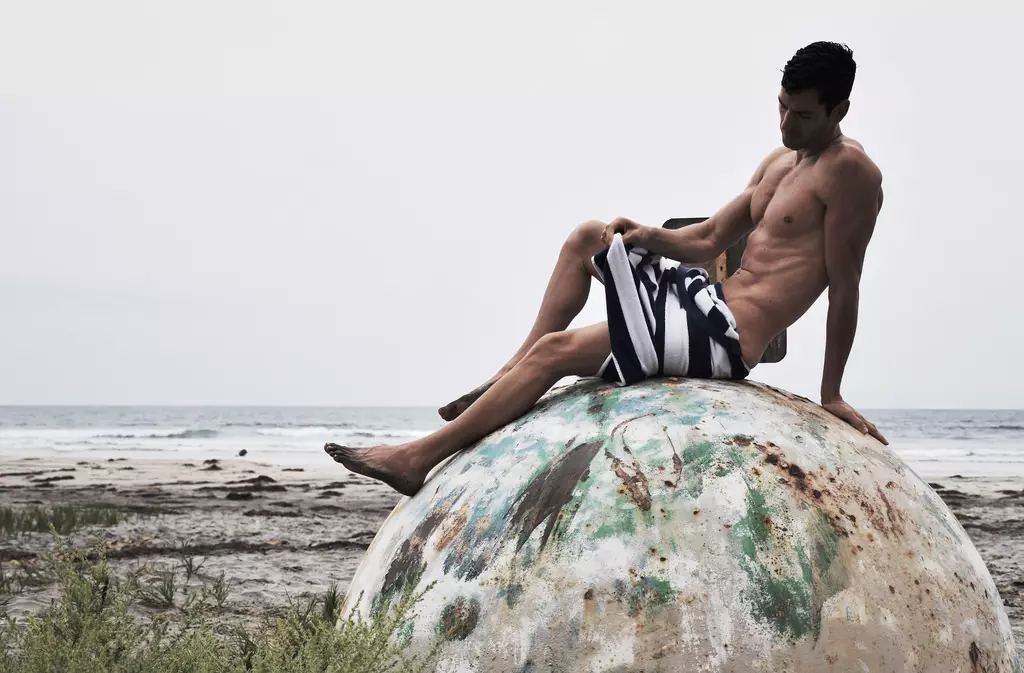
[564,220,605,256]
[525,331,576,369]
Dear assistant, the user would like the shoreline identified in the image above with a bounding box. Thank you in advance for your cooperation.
[2,455,1024,656]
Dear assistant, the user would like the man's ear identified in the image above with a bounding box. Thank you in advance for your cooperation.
[831,99,851,124]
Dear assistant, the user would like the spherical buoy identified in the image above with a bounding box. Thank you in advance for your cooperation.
[339,378,1019,672]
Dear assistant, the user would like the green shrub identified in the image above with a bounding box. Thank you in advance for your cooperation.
[0,535,444,673]
[0,505,126,538]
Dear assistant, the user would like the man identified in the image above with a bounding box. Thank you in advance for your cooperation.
[326,41,888,497]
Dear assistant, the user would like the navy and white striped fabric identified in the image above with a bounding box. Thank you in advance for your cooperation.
[591,233,751,386]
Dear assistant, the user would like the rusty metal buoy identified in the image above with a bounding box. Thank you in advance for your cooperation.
[339,378,1019,672]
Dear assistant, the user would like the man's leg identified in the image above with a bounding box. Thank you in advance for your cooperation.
[438,220,609,421]
[328,322,612,496]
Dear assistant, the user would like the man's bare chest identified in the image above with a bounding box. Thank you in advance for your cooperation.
[749,163,824,238]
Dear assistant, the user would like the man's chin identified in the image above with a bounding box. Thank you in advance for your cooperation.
[781,136,800,150]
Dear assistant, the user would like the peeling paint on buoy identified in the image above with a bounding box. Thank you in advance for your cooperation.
[339,378,1020,672]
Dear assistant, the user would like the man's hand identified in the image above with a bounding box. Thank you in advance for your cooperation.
[601,217,648,247]
[822,396,888,445]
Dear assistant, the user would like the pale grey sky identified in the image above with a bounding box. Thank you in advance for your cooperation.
[1,1,1021,408]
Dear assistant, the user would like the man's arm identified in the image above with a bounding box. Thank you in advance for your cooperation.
[636,148,788,263]
[819,150,886,442]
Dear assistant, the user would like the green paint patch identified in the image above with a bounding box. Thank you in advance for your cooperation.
[372,489,469,617]
[536,386,615,426]
[438,596,481,641]
[473,436,549,468]
[813,512,840,578]
[591,503,639,540]
[371,552,426,618]
[397,618,415,647]
[441,496,507,581]
[614,576,677,617]
[606,397,667,421]
[631,437,667,461]
[808,509,847,640]
[731,486,814,640]
[681,441,716,498]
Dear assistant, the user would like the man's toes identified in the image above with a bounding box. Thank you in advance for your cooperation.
[324,442,354,462]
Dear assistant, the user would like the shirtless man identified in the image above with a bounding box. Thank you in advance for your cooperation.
[326,41,888,496]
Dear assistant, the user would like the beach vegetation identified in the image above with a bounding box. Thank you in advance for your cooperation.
[0,534,444,673]
[0,504,128,537]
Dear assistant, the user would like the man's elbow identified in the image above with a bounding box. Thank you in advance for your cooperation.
[705,225,735,262]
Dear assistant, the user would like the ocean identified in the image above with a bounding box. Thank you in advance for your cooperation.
[2,406,1023,479]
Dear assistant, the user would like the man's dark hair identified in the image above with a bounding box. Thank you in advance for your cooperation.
[781,42,856,114]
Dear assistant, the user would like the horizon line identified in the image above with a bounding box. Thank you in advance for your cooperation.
[2,403,1023,413]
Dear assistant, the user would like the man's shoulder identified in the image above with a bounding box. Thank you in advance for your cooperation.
[762,146,793,169]
[821,139,882,183]
[815,140,882,205]
[749,146,793,185]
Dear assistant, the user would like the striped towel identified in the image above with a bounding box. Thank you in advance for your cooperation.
[591,233,751,386]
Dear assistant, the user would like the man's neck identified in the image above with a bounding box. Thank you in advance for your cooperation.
[797,126,843,161]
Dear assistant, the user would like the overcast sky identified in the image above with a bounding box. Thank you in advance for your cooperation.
[1,0,1021,409]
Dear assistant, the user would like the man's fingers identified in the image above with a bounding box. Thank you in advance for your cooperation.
[865,420,888,445]
[839,408,869,434]
[824,402,889,445]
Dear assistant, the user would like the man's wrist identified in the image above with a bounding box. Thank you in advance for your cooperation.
[636,225,660,250]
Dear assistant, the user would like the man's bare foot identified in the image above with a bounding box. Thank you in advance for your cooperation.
[438,380,498,422]
[324,443,425,497]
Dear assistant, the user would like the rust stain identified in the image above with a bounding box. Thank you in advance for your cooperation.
[732,435,753,447]
[861,499,889,537]
[877,486,908,536]
[747,438,914,543]
[434,502,470,552]
[609,413,656,442]
[662,426,683,489]
[606,447,652,511]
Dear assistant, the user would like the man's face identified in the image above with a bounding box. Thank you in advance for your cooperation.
[778,88,832,150]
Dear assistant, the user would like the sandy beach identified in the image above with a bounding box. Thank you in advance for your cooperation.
[2,455,1024,658]
[0,456,403,630]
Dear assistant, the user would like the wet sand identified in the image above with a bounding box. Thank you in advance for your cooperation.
[1,457,1023,655]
